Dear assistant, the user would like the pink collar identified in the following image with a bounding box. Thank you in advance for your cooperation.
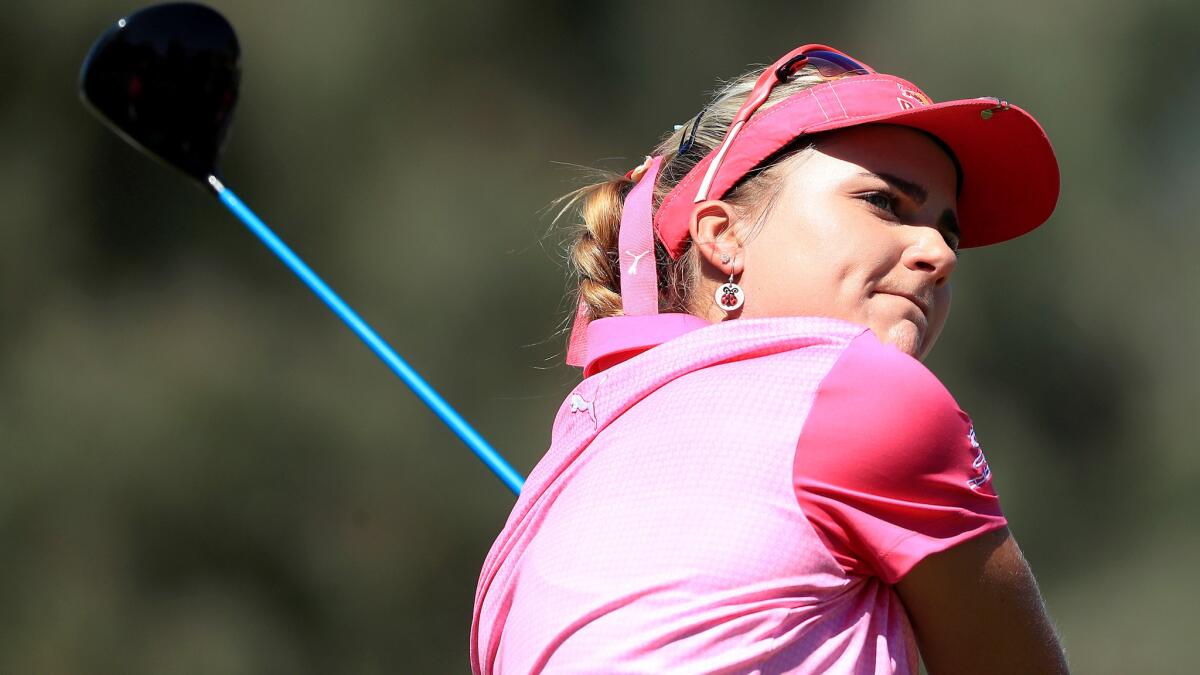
[580,313,710,377]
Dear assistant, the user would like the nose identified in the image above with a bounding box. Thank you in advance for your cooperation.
[903,226,957,287]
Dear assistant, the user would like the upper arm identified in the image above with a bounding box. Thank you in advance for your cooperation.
[895,527,1069,675]
[793,333,1005,582]
[792,333,1066,673]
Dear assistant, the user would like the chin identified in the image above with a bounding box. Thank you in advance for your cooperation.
[880,322,925,359]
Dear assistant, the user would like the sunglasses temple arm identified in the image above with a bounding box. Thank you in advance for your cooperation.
[694,120,746,201]
[208,176,526,496]
[693,60,784,202]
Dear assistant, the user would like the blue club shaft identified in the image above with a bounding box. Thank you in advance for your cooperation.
[208,176,525,495]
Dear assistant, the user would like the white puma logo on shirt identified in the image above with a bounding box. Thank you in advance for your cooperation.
[569,374,608,428]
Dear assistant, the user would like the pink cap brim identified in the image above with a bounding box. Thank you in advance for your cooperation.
[654,74,1060,255]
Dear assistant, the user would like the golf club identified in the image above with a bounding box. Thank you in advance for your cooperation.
[79,2,525,495]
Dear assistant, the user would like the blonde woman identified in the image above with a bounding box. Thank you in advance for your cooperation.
[473,45,1069,674]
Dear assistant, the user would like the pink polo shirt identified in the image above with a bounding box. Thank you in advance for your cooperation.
[473,317,1004,673]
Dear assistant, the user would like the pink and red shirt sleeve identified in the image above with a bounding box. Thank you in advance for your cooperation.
[794,331,1006,584]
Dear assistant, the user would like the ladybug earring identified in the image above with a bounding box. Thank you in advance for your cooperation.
[715,270,745,312]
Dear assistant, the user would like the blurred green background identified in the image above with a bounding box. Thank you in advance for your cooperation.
[2,0,1197,672]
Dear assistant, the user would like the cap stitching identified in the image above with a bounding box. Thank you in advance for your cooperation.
[829,80,849,118]
[811,86,831,121]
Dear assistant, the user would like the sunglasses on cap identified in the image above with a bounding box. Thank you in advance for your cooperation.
[693,45,875,201]
[678,47,873,156]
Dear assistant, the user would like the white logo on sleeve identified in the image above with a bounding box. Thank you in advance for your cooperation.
[966,427,993,489]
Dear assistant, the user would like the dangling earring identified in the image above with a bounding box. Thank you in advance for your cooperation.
[715,271,745,312]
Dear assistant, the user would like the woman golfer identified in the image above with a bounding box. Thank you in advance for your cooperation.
[472,44,1069,674]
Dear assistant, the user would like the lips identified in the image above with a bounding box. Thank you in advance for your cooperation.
[878,291,929,317]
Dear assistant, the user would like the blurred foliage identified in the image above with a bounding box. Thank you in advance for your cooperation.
[1,0,1197,672]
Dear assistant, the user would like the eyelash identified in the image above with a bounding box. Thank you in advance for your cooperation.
[860,190,899,216]
[860,190,960,253]
[944,232,961,253]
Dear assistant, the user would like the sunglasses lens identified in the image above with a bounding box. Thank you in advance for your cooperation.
[803,50,871,77]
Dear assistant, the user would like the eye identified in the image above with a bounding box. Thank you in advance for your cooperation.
[860,191,898,216]
[943,232,961,253]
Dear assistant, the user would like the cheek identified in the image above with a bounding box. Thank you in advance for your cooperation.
[802,206,896,280]
[746,211,819,276]
[741,196,887,315]
[741,225,836,314]
[928,285,953,334]
[936,284,953,314]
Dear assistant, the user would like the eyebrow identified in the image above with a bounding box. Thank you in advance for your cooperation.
[861,171,927,205]
[859,171,961,245]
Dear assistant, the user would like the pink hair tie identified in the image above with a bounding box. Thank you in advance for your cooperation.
[565,155,663,367]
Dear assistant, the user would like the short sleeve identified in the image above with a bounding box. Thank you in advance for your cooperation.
[793,331,1006,584]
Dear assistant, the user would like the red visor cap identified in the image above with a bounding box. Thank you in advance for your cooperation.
[654,74,1060,257]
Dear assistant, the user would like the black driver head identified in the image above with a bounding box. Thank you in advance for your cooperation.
[80,3,240,186]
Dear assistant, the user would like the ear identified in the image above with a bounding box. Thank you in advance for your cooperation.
[688,199,745,277]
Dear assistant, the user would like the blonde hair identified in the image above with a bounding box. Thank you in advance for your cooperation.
[559,63,842,330]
